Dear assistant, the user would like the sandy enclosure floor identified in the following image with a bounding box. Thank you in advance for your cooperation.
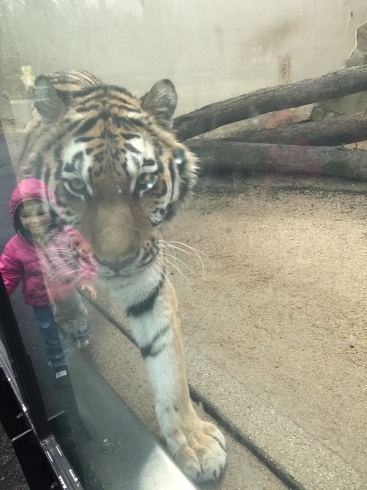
[163,175,367,478]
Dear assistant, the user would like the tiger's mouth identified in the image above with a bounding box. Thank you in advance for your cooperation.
[96,245,160,278]
[97,251,140,271]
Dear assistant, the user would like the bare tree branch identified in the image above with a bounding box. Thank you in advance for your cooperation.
[218,111,367,147]
[187,139,367,181]
[174,65,367,140]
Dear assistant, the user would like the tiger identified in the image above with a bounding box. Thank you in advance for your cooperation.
[17,69,227,483]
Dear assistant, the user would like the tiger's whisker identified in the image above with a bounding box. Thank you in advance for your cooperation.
[160,242,184,272]
[163,250,194,274]
[159,240,205,279]
[155,253,190,283]
[160,242,194,274]
[167,241,205,257]
[164,256,191,284]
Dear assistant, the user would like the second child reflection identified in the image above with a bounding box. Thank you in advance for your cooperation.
[0,178,97,387]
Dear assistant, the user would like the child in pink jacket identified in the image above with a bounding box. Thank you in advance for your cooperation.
[0,178,98,387]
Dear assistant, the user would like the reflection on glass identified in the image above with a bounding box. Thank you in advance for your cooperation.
[1,1,367,489]
[0,178,97,388]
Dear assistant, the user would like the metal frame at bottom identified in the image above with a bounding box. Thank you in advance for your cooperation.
[0,346,84,490]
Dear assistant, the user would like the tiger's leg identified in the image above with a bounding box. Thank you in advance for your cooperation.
[125,276,227,483]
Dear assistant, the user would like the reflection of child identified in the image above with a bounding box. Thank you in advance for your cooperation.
[0,179,98,387]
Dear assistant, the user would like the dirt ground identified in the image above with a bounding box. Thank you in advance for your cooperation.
[163,174,367,479]
[5,170,367,489]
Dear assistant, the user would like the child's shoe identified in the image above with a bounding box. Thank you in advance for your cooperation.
[76,336,91,349]
[53,366,70,388]
[74,321,93,350]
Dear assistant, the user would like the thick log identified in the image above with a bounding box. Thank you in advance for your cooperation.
[174,65,367,140]
[187,139,367,181]
[219,111,367,147]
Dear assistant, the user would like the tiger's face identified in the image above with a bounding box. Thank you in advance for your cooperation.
[22,76,197,276]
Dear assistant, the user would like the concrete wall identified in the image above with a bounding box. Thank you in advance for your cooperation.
[1,0,367,117]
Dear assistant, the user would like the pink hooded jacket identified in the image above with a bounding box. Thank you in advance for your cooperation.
[0,178,98,306]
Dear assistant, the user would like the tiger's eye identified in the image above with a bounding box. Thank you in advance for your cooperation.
[70,178,85,191]
[137,173,157,189]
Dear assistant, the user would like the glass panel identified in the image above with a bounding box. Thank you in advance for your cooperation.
[0,160,198,490]
[1,2,367,489]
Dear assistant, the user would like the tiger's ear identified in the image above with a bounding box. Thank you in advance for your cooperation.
[141,79,178,129]
[34,75,65,121]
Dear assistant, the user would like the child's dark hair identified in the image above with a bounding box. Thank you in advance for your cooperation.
[14,200,63,240]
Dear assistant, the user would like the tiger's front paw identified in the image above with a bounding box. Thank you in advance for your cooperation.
[165,416,227,483]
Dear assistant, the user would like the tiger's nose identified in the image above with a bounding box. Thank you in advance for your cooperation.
[98,251,139,271]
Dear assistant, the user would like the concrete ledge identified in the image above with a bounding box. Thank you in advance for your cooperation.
[185,343,365,490]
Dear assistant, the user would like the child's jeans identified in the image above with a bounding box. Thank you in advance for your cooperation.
[33,305,93,368]
[32,305,67,368]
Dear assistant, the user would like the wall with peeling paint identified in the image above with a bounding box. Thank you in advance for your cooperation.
[1,0,367,117]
